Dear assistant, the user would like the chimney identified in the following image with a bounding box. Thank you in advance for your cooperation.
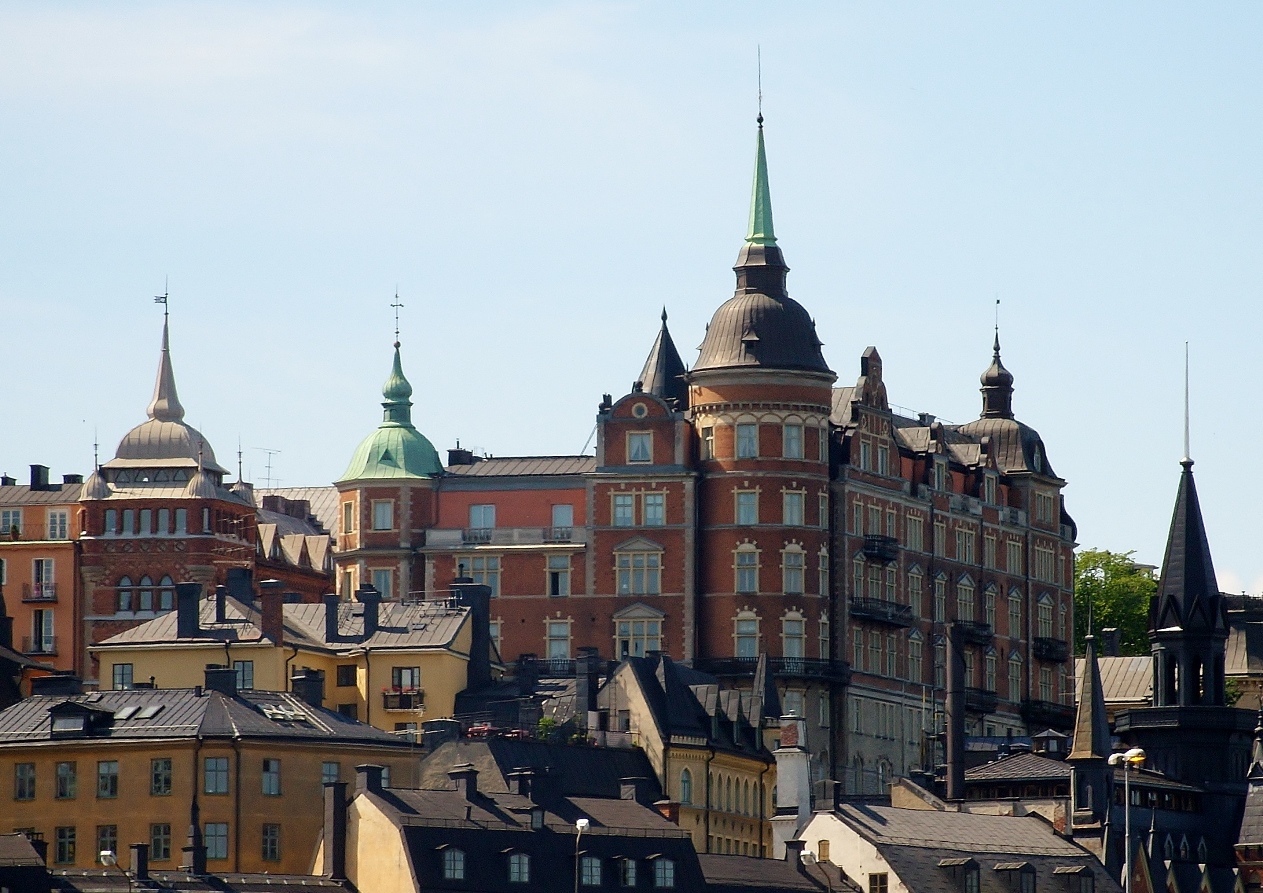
[258,579,284,645]
[225,567,254,606]
[324,594,341,642]
[203,665,238,698]
[449,762,480,799]
[175,582,203,638]
[292,669,325,708]
[447,445,477,466]
[214,585,228,624]
[576,647,601,733]
[453,580,493,690]
[945,623,966,801]
[515,654,539,697]
[1101,627,1122,657]
[323,781,348,880]
[0,475,13,487]
[620,777,654,807]
[182,799,207,875]
[29,465,50,491]
[62,473,83,485]
[785,839,806,867]
[30,674,83,696]
[355,585,381,637]
[129,843,150,881]
[355,764,384,796]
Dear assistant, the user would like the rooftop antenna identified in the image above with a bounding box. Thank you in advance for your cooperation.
[154,277,169,321]
[391,290,404,347]
[237,438,244,483]
[757,45,763,125]
[93,428,99,470]
[254,448,281,489]
[1183,341,1191,463]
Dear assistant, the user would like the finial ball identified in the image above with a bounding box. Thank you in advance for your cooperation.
[393,341,401,349]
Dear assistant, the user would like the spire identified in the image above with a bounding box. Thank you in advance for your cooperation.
[746,118,777,247]
[146,310,186,423]
[1069,635,1111,761]
[1151,458,1224,637]
[733,116,789,299]
[979,331,1015,419]
[381,342,414,425]
[638,309,688,407]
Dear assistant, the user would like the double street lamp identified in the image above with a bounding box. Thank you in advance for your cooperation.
[1107,747,1147,893]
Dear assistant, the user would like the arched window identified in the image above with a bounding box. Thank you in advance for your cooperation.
[138,576,154,612]
[877,759,892,794]
[1163,835,1175,860]
[679,768,692,805]
[443,848,465,880]
[158,576,175,612]
[725,776,733,812]
[743,779,750,815]
[117,577,134,613]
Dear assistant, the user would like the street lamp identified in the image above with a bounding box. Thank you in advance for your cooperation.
[1108,747,1146,893]
[99,850,134,893]
[574,818,590,893]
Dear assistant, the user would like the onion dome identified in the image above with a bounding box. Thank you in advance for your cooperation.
[78,468,111,501]
[339,342,443,482]
[980,332,1015,419]
[692,117,832,377]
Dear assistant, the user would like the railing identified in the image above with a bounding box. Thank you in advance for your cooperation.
[862,534,899,564]
[462,527,493,544]
[849,597,914,628]
[426,526,586,548]
[382,690,425,711]
[22,583,57,602]
[544,526,573,542]
[965,687,998,714]
[21,636,57,656]
[694,657,852,683]
[1021,699,1075,728]
[1032,637,1070,663]
[956,621,994,646]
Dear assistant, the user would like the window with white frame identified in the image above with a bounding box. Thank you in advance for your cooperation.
[933,460,947,491]
[984,649,997,691]
[957,579,975,622]
[783,424,803,459]
[458,555,500,596]
[934,637,946,688]
[860,440,871,470]
[613,494,635,527]
[783,491,804,526]
[342,502,355,534]
[469,504,495,530]
[853,629,865,672]
[906,512,924,551]
[616,549,661,595]
[1009,654,1023,701]
[1007,540,1024,574]
[886,633,897,677]
[1037,594,1053,639]
[819,616,830,658]
[819,426,829,462]
[818,549,829,597]
[628,432,653,463]
[734,613,759,658]
[509,852,530,884]
[984,534,996,569]
[444,848,466,881]
[736,423,758,459]
[1033,544,1056,582]
[819,691,831,727]
[1,509,21,536]
[818,493,829,529]
[616,615,662,658]
[547,555,570,597]
[702,426,715,460]
[1035,491,1055,523]
[551,504,574,530]
[735,546,759,594]
[545,622,570,659]
[984,586,997,628]
[908,570,923,618]
[735,491,758,525]
[47,511,68,540]
[908,632,923,682]
[643,493,665,526]
[933,521,946,557]
[371,569,393,600]
[372,500,394,531]
[984,475,997,505]
[1009,590,1023,637]
[1039,666,1052,701]
[782,614,806,658]
[885,567,896,602]
[877,445,889,476]
[782,548,804,594]
[934,575,947,622]
[956,529,975,564]
[869,631,881,673]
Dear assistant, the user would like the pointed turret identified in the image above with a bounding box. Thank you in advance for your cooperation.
[980,331,1015,419]
[638,309,688,407]
[1069,635,1113,830]
[733,115,789,299]
[1238,710,1263,849]
[185,446,218,499]
[146,313,186,423]
[1152,459,1224,635]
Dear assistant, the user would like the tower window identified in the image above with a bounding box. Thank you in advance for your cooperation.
[783,424,803,459]
[372,500,394,530]
[736,424,758,459]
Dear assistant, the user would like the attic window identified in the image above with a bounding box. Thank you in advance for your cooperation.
[114,706,139,721]
[51,715,85,734]
[261,704,309,723]
[939,858,980,893]
[136,705,164,720]
[994,862,1035,893]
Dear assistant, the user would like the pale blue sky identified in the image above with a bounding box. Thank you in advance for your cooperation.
[2,3,1261,589]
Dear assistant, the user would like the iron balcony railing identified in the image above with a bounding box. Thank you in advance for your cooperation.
[956,621,994,646]
[382,689,425,711]
[1021,699,1075,729]
[22,636,57,656]
[694,656,852,684]
[1032,637,1070,663]
[21,583,57,602]
[849,597,914,628]
[862,534,900,564]
[965,687,998,715]
[461,527,493,544]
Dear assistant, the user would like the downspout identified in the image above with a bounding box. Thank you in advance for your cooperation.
[233,737,242,872]
[364,647,373,728]
[283,644,298,691]
[704,747,715,854]
[758,756,772,858]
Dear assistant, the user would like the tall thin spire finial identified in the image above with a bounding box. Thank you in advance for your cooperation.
[1183,341,1191,464]
[993,296,1001,353]
[93,430,99,471]
[757,46,763,125]
[155,277,169,322]
[237,437,244,483]
[391,290,404,348]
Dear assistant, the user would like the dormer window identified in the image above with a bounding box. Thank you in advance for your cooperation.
[933,461,946,491]
[939,857,979,893]
[994,862,1035,893]
[441,847,466,880]
[628,432,653,463]
[984,474,997,505]
[531,808,544,830]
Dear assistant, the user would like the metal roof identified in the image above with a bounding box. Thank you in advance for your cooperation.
[0,483,83,506]
[255,486,341,536]
[965,752,1071,783]
[444,456,595,477]
[831,804,1088,854]
[1076,656,1152,706]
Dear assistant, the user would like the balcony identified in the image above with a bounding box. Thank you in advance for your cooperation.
[382,689,425,711]
[1033,637,1070,663]
[862,535,899,564]
[849,597,914,628]
[956,621,994,646]
[21,636,57,656]
[1021,699,1075,729]
[965,687,998,715]
[21,583,57,603]
[544,526,573,543]
[694,657,852,684]
[426,526,586,549]
[462,527,493,544]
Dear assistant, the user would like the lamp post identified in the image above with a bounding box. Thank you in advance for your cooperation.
[1108,747,1146,893]
[99,850,133,893]
[574,818,590,893]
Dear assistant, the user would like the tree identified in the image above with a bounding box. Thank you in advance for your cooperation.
[1074,549,1155,656]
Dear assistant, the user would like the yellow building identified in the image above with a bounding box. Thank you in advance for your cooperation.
[90,581,495,734]
[0,669,414,876]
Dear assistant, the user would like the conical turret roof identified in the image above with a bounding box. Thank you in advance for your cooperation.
[638,309,688,406]
[1068,635,1111,761]
[1151,459,1225,635]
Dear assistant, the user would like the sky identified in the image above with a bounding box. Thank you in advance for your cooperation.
[2,3,1261,590]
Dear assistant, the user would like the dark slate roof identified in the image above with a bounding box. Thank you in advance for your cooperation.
[693,291,831,375]
[639,311,689,406]
[443,456,596,477]
[0,688,405,746]
[953,416,1058,479]
[878,845,1118,893]
[1240,782,1263,846]
[697,854,828,891]
[965,752,1071,783]
[52,871,350,891]
[1151,461,1226,635]
[0,482,83,505]
[834,804,1089,855]
[254,486,341,536]
[417,738,660,800]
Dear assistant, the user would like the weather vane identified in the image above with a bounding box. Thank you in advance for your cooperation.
[154,276,169,320]
[391,290,405,346]
[757,46,763,124]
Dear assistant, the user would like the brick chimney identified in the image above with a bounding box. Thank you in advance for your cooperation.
[258,579,284,645]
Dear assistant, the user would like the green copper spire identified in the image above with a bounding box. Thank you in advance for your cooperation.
[745,116,777,246]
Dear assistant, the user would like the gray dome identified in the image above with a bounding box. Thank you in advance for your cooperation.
[694,290,831,375]
[78,469,111,501]
[108,418,228,475]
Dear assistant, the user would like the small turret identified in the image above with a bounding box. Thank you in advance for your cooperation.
[980,332,1015,420]
[638,309,688,407]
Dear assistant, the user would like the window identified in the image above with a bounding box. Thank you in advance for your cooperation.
[342,501,355,534]
[392,666,421,690]
[908,633,923,682]
[205,822,229,860]
[381,766,391,788]
[785,690,805,717]
[444,848,466,880]
[966,866,981,893]
[262,823,281,861]
[1037,595,1053,638]
[622,857,638,887]
[1009,655,1023,702]
[735,547,759,594]
[783,491,805,526]
[337,703,358,720]
[372,568,393,600]
[1033,545,1056,582]
[957,580,975,623]
[654,858,676,888]
[158,575,174,611]
[1,508,21,536]
[322,762,340,785]
[205,757,229,794]
[783,424,804,458]
[548,555,571,596]
[819,426,830,462]
[819,494,829,529]
[151,758,172,796]
[460,555,501,597]
[616,551,661,595]
[906,512,924,551]
[819,690,831,727]
[1035,491,1055,522]
[934,638,946,688]
[735,491,758,525]
[546,621,570,659]
[860,441,871,470]
[1009,591,1023,637]
[261,758,281,795]
[783,615,806,658]
[1007,540,1023,575]
[868,506,881,536]
[819,551,830,598]
[702,426,715,459]
[123,509,135,535]
[337,664,356,687]
[985,588,997,628]
[783,549,804,594]
[469,504,495,529]
[956,529,975,564]
[234,660,254,690]
[140,508,153,535]
[933,461,947,491]
[680,768,693,804]
[908,571,923,618]
[48,510,68,539]
[137,575,154,612]
[340,571,353,597]
[55,826,75,864]
[984,475,997,505]
[735,614,759,658]
[985,650,997,691]
[97,761,118,798]
[736,423,758,458]
[367,499,393,530]
[628,432,653,463]
[15,762,35,800]
[887,633,897,677]
[104,509,117,535]
[112,663,133,690]
[870,631,881,673]
[643,493,665,526]
[582,855,602,886]
[616,618,662,658]
[56,761,76,799]
[97,825,117,863]
[174,508,187,534]
[870,873,889,893]
[613,494,635,526]
[819,616,830,658]
[934,576,947,622]
[509,852,531,883]
[984,535,996,569]
[1039,667,1053,701]
[151,823,171,861]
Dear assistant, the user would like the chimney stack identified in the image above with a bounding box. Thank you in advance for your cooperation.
[620,777,654,806]
[225,567,254,606]
[291,669,325,708]
[1101,627,1122,657]
[214,585,228,624]
[355,585,381,637]
[175,582,202,639]
[29,465,50,491]
[448,762,480,800]
[324,594,341,642]
[323,781,348,880]
[355,764,384,796]
[203,665,238,698]
[575,647,601,733]
[945,623,966,801]
[784,839,806,870]
[452,580,493,690]
[258,579,284,645]
[129,843,150,881]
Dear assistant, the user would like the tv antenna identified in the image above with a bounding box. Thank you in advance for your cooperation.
[254,448,281,488]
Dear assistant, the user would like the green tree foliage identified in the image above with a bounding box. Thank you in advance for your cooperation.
[1074,549,1156,656]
